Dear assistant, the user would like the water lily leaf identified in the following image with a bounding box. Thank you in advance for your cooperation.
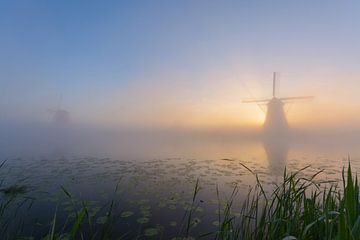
[144,227,158,236]
[96,216,108,224]
[121,211,134,218]
[212,221,220,227]
[137,217,150,224]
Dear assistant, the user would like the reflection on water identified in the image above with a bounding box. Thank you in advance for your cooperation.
[262,134,290,175]
[1,125,360,171]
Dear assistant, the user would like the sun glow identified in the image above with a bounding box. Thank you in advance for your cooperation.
[77,70,360,131]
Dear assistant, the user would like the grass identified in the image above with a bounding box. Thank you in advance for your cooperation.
[1,159,360,239]
[212,161,360,240]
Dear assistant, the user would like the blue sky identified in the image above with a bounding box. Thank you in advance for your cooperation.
[1,1,360,128]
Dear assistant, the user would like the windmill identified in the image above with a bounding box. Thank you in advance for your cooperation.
[47,95,70,125]
[243,73,313,135]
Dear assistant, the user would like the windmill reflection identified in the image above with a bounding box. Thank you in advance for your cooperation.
[262,134,290,175]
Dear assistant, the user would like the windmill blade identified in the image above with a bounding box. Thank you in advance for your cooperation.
[279,96,314,101]
[273,72,277,98]
[242,98,271,103]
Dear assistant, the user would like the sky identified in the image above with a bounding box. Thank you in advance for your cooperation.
[1,1,360,130]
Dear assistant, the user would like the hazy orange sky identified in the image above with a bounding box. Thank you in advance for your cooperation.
[1,1,360,130]
[95,70,360,129]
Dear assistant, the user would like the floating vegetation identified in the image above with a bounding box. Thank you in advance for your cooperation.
[143,227,159,237]
[0,184,27,196]
[212,220,220,227]
[96,216,108,224]
[120,211,134,218]
[191,217,201,227]
[136,217,149,224]
[1,155,360,239]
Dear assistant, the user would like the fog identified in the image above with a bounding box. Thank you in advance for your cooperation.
[2,70,360,162]
[1,117,360,161]
[1,1,360,163]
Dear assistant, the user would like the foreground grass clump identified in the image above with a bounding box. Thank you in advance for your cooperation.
[214,163,360,240]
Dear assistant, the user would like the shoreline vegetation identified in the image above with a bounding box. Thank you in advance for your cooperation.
[1,159,360,240]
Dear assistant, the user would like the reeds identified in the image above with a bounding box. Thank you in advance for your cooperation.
[211,162,360,240]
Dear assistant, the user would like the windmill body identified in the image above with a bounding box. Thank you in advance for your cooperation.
[264,97,288,135]
[48,96,70,125]
[52,109,70,124]
[243,73,313,135]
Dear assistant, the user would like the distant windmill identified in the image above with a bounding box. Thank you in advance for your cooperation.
[47,95,70,124]
[243,73,313,134]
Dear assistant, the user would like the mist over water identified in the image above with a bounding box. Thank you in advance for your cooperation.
[2,120,359,166]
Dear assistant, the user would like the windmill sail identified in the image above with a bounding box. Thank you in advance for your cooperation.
[242,98,272,103]
[279,96,314,101]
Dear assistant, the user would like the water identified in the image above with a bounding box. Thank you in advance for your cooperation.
[1,125,360,238]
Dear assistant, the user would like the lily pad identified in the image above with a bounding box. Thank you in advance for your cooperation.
[96,216,108,224]
[121,211,134,218]
[140,205,151,210]
[212,221,220,227]
[168,205,177,210]
[141,210,152,217]
[137,217,150,224]
[158,202,166,208]
[144,227,159,237]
